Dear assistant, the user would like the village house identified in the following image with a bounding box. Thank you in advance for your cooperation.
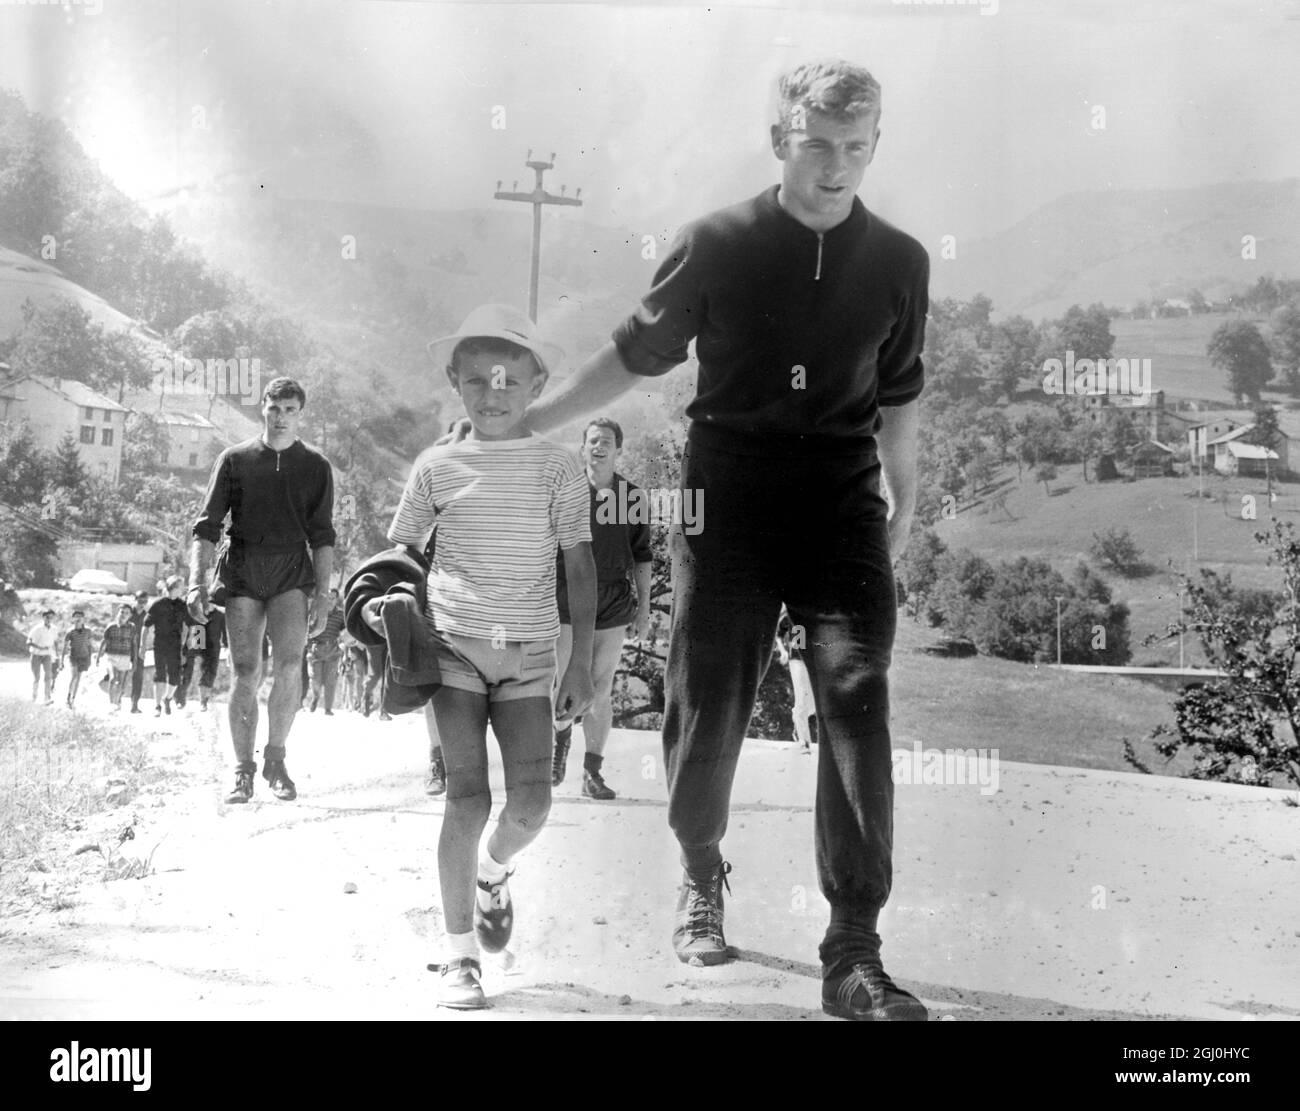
[0,370,127,482]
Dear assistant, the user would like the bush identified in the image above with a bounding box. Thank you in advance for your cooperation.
[1090,526,1143,575]
[1127,519,1300,789]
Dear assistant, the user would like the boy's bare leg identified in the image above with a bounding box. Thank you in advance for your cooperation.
[264,589,309,757]
[224,597,268,764]
[432,686,492,934]
[486,696,553,864]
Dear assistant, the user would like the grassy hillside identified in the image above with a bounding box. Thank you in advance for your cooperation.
[931,460,1299,669]
[1109,313,1278,405]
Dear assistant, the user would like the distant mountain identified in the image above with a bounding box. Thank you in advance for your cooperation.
[933,179,1300,320]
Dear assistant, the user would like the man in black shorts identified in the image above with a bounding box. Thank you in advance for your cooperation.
[189,377,336,804]
[503,60,929,1020]
[142,575,186,716]
[552,418,652,800]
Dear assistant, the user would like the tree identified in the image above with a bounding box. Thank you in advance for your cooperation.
[1090,526,1143,575]
[897,529,948,621]
[1244,404,1283,492]
[49,431,89,496]
[1125,519,1300,789]
[1057,303,1115,362]
[1034,462,1057,495]
[1268,303,1300,393]
[120,411,171,479]
[0,421,50,507]
[988,315,1038,400]
[1208,320,1274,404]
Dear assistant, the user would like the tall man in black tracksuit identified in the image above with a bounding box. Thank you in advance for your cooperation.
[507,60,928,1020]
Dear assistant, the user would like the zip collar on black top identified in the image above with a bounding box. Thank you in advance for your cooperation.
[758,185,870,281]
[259,435,299,471]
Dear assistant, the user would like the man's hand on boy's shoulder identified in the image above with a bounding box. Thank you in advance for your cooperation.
[433,418,473,447]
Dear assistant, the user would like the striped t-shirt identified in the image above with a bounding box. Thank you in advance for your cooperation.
[387,435,591,641]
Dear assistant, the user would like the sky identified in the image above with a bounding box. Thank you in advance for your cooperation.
[0,0,1298,248]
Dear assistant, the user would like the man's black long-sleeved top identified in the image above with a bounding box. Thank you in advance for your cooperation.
[192,437,336,552]
[612,185,928,457]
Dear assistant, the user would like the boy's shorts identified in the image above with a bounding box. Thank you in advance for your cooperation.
[105,653,133,674]
[432,633,556,703]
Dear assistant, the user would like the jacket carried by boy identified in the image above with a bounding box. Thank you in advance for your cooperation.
[342,545,442,714]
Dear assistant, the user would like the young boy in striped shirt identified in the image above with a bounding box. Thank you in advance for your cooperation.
[387,304,596,1010]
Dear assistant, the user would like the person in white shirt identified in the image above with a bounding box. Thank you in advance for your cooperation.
[27,608,59,704]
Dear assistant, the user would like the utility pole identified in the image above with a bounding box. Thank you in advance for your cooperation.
[494,150,583,321]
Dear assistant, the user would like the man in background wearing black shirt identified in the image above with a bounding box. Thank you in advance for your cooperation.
[189,377,336,804]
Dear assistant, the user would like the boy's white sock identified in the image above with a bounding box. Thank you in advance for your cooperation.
[445,930,480,965]
[476,841,510,912]
[478,840,509,883]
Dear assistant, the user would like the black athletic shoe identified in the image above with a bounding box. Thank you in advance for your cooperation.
[163,698,172,716]
[672,861,732,965]
[130,706,142,714]
[425,751,446,797]
[551,725,572,787]
[473,869,515,954]
[431,958,486,1010]
[582,768,616,800]
[822,959,928,1022]
[263,760,297,802]
[225,767,255,805]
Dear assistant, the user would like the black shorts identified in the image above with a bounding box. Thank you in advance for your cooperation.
[559,581,637,631]
[153,644,183,685]
[212,544,315,603]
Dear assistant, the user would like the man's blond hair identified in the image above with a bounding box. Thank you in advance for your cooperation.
[775,59,882,136]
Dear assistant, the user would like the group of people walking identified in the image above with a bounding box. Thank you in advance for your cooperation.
[21,59,931,1022]
[24,584,226,713]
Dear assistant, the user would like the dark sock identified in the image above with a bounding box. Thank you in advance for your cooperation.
[555,723,572,744]
[583,751,603,775]
[820,906,883,978]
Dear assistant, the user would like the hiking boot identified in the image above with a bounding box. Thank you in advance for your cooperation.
[582,768,616,800]
[425,750,447,797]
[225,767,255,805]
[822,958,928,1022]
[263,760,297,802]
[430,958,486,1010]
[672,861,731,965]
[551,725,572,787]
[474,869,515,954]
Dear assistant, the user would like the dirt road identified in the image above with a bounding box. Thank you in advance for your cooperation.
[1,660,1296,1021]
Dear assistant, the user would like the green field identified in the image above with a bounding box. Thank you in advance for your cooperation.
[1108,312,1278,405]
[929,459,1300,669]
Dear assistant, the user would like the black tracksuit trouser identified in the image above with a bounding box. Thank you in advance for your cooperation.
[663,430,898,920]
